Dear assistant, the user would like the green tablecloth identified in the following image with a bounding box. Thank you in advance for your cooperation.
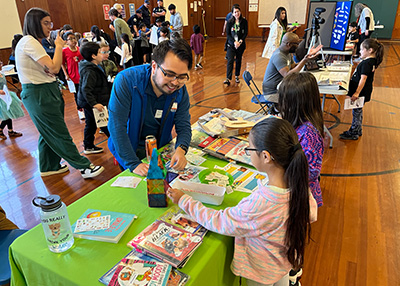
[9,157,249,286]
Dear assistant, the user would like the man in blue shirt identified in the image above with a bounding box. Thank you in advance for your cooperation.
[108,39,192,176]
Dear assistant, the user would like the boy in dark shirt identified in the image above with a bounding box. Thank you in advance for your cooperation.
[347,22,360,57]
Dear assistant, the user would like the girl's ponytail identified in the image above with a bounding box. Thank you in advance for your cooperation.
[284,143,310,270]
[375,41,384,68]
[250,117,311,270]
[362,38,384,67]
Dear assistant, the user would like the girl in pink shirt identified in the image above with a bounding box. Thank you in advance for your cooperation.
[168,117,317,286]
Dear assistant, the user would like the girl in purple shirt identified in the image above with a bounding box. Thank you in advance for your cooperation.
[190,25,205,70]
[168,117,317,286]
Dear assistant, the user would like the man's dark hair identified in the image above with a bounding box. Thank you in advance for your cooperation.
[168,4,176,10]
[109,8,119,17]
[62,24,73,31]
[23,7,50,40]
[62,31,74,41]
[80,42,100,62]
[153,38,192,69]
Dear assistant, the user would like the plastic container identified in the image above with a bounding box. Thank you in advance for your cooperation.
[172,180,226,205]
[32,195,74,253]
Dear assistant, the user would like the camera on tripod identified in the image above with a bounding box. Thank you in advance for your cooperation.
[312,7,326,31]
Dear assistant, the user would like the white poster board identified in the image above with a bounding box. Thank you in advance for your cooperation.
[0,0,23,49]
[257,0,308,25]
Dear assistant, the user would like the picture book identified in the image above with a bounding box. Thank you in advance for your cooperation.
[165,162,206,183]
[99,249,190,286]
[157,205,207,238]
[93,106,109,128]
[204,138,230,153]
[127,220,203,268]
[190,129,209,147]
[216,138,241,156]
[221,163,269,193]
[71,209,137,243]
[198,135,216,148]
[225,141,252,166]
[344,97,365,110]
[108,258,171,286]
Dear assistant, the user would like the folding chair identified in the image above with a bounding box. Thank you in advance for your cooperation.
[242,70,278,115]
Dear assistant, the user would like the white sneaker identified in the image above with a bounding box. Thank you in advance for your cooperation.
[80,164,104,179]
[40,165,69,177]
[78,110,85,120]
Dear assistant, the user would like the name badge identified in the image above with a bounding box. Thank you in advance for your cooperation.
[155,109,163,118]
[171,102,178,112]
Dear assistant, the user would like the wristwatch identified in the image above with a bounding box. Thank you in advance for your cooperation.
[178,144,188,155]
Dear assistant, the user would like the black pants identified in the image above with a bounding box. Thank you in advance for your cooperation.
[123,58,134,69]
[83,106,110,148]
[74,83,81,110]
[226,45,245,80]
[0,119,12,130]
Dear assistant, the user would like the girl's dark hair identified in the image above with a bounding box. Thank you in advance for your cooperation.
[162,21,170,27]
[362,38,384,67]
[279,72,324,137]
[274,7,288,30]
[193,25,200,34]
[121,33,132,53]
[11,34,23,56]
[228,6,242,24]
[23,7,50,40]
[152,38,192,69]
[250,117,310,270]
[160,26,170,37]
[91,25,101,42]
[80,42,100,62]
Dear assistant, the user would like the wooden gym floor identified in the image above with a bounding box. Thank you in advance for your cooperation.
[1,38,399,285]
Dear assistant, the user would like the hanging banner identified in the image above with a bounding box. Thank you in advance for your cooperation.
[103,4,110,20]
[120,4,126,19]
[129,3,135,18]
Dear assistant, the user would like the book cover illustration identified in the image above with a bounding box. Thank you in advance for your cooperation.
[225,141,252,166]
[197,135,217,148]
[216,138,240,156]
[99,250,190,286]
[190,129,209,147]
[157,205,207,238]
[127,221,202,268]
[71,209,137,243]
[93,106,109,128]
[108,258,171,286]
[222,163,269,193]
[147,148,168,207]
[204,138,230,153]
[165,161,206,183]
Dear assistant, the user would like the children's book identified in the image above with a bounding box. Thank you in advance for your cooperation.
[197,135,217,148]
[344,97,365,110]
[99,250,190,286]
[71,209,137,243]
[225,141,252,166]
[221,163,269,193]
[190,129,209,147]
[216,138,241,156]
[127,220,203,268]
[108,258,171,286]
[165,162,206,183]
[93,106,109,128]
[157,205,207,238]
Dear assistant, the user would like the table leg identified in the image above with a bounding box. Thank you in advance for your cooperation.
[324,125,333,148]
[333,95,341,113]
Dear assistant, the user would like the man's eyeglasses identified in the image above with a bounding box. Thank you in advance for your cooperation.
[157,64,189,83]
[244,147,275,160]
[100,51,111,54]
[42,21,54,28]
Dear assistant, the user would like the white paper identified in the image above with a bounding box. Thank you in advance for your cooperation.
[149,26,159,46]
[0,84,12,110]
[93,106,109,128]
[194,1,197,12]
[111,176,142,188]
[67,80,76,93]
[190,3,193,9]
[114,46,123,56]
[249,4,258,12]
[344,97,365,110]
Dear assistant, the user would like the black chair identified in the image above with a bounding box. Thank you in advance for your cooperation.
[242,71,278,115]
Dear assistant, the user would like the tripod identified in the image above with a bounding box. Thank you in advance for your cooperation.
[308,28,325,63]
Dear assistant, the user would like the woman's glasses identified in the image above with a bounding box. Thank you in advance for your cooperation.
[42,21,54,29]
[244,147,275,160]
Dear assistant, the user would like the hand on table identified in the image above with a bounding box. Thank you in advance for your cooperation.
[133,163,149,176]
[169,148,187,170]
[167,188,185,204]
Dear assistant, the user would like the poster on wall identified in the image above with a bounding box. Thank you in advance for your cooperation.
[120,4,126,19]
[330,1,352,51]
[249,4,258,12]
[103,5,110,20]
[129,4,135,18]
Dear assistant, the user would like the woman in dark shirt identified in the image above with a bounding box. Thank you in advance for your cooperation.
[224,6,248,86]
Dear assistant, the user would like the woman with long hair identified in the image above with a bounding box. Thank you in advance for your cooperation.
[262,7,289,59]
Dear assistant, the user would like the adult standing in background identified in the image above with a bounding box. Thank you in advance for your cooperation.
[15,8,104,179]
[224,6,248,86]
[109,3,124,33]
[169,4,183,38]
[127,9,143,37]
[153,0,167,23]
[354,3,375,55]
[222,4,240,58]
[139,0,151,28]
[109,8,134,48]
[262,7,293,59]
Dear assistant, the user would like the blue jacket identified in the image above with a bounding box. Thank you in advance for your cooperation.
[108,64,191,171]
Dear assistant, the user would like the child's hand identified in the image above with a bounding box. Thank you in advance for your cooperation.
[93,103,104,112]
[351,94,359,102]
[0,91,5,95]
[167,188,185,204]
